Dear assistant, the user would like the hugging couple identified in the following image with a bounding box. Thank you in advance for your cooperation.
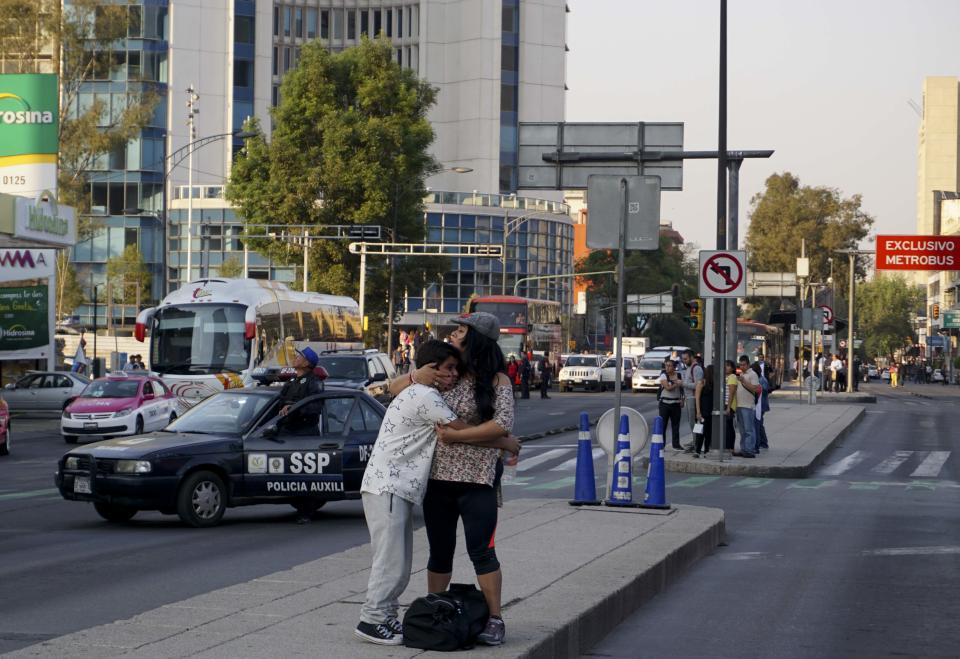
[356,312,520,647]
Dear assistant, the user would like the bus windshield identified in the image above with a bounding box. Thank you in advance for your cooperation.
[151,304,251,375]
[497,333,524,360]
[471,302,527,328]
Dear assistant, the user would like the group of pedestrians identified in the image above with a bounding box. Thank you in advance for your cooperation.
[815,352,858,392]
[355,312,518,648]
[656,350,773,459]
[506,352,553,399]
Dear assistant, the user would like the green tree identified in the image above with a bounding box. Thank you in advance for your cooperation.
[106,245,150,308]
[856,274,924,361]
[227,38,440,332]
[0,0,158,236]
[575,236,701,350]
[55,250,84,322]
[218,256,244,279]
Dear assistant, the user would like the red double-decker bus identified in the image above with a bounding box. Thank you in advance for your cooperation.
[465,295,563,361]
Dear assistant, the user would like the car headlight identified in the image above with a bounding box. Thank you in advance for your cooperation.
[62,410,71,419]
[115,460,152,474]
[113,408,134,418]
[65,456,79,470]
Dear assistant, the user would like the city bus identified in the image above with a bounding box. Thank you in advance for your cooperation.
[736,319,785,389]
[134,279,362,412]
[465,295,563,362]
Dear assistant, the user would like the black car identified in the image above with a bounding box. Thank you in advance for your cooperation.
[315,349,395,402]
[56,387,384,527]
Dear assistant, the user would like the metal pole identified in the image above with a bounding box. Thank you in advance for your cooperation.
[302,228,309,292]
[502,218,508,295]
[359,249,367,336]
[243,239,249,277]
[92,276,98,378]
[713,0,728,462]
[387,183,399,358]
[798,240,806,388]
[726,159,740,362]
[612,178,628,453]
[847,252,855,393]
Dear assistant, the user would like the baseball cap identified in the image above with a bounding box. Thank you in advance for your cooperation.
[453,312,500,342]
[297,346,319,367]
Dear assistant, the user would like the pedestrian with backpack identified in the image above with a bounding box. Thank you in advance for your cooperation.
[656,358,684,450]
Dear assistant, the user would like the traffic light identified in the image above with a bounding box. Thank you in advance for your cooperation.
[933,304,940,320]
[684,299,704,330]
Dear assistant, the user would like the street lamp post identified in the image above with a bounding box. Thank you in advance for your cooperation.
[185,86,199,281]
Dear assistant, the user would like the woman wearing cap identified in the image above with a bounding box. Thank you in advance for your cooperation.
[387,312,515,646]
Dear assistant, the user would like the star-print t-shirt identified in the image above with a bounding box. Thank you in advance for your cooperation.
[360,383,458,505]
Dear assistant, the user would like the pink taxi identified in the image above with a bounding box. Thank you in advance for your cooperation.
[61,373,176,444]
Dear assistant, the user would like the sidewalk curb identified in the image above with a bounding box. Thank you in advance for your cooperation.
[522,506,725,659]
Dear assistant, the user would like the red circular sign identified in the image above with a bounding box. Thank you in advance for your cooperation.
[701,253,744,294]
[819,305,834,323]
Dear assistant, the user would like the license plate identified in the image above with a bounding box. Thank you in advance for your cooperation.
[84,422,98,430]
[574,379,583,383]
[73,476,91,494]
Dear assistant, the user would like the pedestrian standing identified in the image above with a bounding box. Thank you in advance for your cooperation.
[519,355,531,399]
[723,360,738,454]
[829,354,843,392]
[752,362,770,450]
[656,359,684,450]
[538,351,552,399]
[693,364,715,457]
[680,349,704,452]
[733,355,760,458]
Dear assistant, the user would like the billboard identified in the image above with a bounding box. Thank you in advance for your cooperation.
[876,235,960,271]
[0,74,59,198]
[0,248,56,364]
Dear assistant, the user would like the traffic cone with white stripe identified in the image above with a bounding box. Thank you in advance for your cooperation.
[569,412,600,506]
[605,414,639,507]
[641,416,670,509]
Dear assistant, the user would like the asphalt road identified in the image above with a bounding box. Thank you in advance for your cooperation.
[578,382,960,658]
[0,388,655,654]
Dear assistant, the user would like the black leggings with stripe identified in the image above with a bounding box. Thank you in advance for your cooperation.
[422,478,500,576]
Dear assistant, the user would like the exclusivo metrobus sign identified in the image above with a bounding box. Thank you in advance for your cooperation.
[875,235,960,271]
[0,74,59,198]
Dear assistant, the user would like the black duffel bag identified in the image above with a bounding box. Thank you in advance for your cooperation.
[402,583,489,651]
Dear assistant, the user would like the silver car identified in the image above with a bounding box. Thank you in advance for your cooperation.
[3,371,90,414]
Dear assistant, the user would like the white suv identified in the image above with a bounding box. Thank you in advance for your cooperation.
[598,357,635,391]
[558,354,603,392]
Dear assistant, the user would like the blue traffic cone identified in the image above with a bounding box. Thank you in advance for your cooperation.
[569,412,600,506]
[642,416,670,509]
[606,414,639,507]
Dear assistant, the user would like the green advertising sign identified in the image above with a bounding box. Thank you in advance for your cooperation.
[0,74,59,159]
[0,284,49,351]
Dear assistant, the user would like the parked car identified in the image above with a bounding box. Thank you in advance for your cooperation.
[315,349,396,402]
[557,354,603,392]
[867,365,879,379]
[61,373,176,444]
[598,356,635,391]
[932,369,945,383]
[632,358,666,392]
[2,371,90,414]
[0,397,9,456]
[56,387,384,527]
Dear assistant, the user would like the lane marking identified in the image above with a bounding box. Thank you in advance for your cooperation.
[527,476,576,491]
[787,479,836,490]
[871,450,914,475]
[862,545,960,557]
[730,477,774,489]
[0,488,59,501]
[911,451,950,478]
[670,476,721,488]
[549,448,605,472]
[820,450,869,476]
[517,448,571,472]
[522,444,579,449]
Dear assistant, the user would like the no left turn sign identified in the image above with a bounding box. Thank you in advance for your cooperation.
[699,250,747,298]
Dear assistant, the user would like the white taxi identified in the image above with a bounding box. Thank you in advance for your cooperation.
[61,373,177,444]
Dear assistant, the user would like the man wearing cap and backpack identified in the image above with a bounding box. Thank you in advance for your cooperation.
[279,347,324,417]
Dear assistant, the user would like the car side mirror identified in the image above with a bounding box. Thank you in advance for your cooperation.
[371,372,387,382]
[4,383,14,390]
[143,393,155,401]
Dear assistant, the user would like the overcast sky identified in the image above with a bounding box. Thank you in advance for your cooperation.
[565,0,960,249]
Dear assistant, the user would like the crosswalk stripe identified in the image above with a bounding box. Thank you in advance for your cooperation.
[517,448,570,472]
[549,448,605,472]
[872,451,914,475]
[821,450,869,476]
[911,451,950,478]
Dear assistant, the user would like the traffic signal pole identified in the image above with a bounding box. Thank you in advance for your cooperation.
[713,0,728,463]
[726,159,741,361]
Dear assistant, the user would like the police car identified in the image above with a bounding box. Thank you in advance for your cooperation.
[56,385,384,527]
[61,373,176,444]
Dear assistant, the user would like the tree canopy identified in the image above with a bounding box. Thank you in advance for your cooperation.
[106,245,151,308]
[856,274,924,361]
[227,38,440,332]
[745,172,874,287]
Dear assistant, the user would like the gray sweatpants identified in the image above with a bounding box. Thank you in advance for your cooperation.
[360,492,414,625]
[685,396,698,433]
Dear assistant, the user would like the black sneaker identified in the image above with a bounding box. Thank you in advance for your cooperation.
[385,617,403,636]
[477,616,506,646]
[355,621,402,646]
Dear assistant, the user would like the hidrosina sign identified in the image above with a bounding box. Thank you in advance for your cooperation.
[875,235,960,271]
[0,74,59,198]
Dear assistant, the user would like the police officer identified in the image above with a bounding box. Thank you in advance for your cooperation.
[279,347,323,416]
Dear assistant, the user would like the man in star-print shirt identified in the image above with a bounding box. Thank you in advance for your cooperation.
[356,341,514,645]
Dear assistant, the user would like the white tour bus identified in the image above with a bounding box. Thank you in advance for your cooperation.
[135,278,362,412]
